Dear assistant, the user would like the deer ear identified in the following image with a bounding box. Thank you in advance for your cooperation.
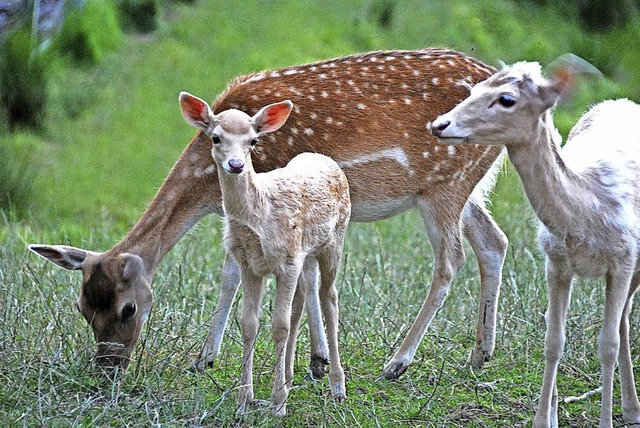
[28,244,99,271]
[252,100,293,134]
[179,92,216,132]
[542,54,602,107]
[120,253,146,281]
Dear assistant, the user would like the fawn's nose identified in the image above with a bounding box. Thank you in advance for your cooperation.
[227,159,245,174]
[431,119,451,137]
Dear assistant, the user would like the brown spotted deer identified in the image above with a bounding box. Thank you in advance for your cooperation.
[431,56,640,427]
[179,93,349,416]
[28,48,507,380]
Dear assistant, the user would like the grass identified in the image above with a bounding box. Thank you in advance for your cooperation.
[2,0,640,426]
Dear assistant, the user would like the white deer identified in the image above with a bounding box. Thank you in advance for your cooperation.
[179,92,350,416]
[431,56,640,427]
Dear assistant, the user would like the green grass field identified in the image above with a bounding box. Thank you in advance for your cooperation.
[2,1,640,426]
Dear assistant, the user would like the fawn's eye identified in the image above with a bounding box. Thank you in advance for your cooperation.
[497,94,516,108]
[250,137,259,146]
[212,135,221,145]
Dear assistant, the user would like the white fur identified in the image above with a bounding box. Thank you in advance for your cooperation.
[433,60,640,428]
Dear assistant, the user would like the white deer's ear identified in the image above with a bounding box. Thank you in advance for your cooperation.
[252,100,293,134]
[542,54,602,108]
[28,244,100,271]
[179,92,216,132]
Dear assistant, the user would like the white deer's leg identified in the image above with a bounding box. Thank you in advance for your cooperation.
[461,198,508,369]
[194,253,241,371]
[598,268,633,428]
[271,265,302,417]
[284,271,306,389]
[382,201,466,380]
[317,249,346,401]
[237,270,264,416]
[301,257,330,379]
[534,257,573,428]
[620,274,640,425]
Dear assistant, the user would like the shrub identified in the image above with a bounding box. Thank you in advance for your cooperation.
[53,0,122,64]
[0,27,49,131]
[117,0,160,34]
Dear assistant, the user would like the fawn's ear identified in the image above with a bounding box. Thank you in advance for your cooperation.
[28,244,100,271]
[540,54,602,109]
[252,100,293,134]
[179,92,216,132]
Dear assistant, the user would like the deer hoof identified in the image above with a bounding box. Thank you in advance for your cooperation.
[468,347,491,370]
[381,360,409,380]
[309,354,329,379]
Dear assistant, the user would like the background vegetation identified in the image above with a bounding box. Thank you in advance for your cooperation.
[1,0,640,426]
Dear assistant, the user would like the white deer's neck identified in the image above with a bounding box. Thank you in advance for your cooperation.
[506,113,591,236]
[217,162,266,228]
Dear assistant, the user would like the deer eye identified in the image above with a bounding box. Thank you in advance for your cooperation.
[211,135,221,145]
[122,302,136,321]
[497,94,516,108]
[250,137,259,146]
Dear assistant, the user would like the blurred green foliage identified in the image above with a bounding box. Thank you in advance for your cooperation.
[117,0,159,34]
[0,0,639,228]
[53,0,122,63]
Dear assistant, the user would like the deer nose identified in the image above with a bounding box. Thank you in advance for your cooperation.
[431,119,451,137]
[228,159,244,173]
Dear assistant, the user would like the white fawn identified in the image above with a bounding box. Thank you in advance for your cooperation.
[432,56,640,428]
[28,49,507,380]
[179,92,349,416]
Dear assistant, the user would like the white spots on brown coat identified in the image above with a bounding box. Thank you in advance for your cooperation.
[448,145,457,157]
[357,103,367,110]
[304,128,314,135]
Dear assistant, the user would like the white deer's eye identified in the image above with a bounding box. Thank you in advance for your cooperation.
[497,94,516,108]
[211,135,221,145]
[250,137,259,146]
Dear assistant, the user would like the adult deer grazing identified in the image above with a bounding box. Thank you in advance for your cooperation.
[28,49,507,379]
[179,93,350,416]
[432,56,640,427]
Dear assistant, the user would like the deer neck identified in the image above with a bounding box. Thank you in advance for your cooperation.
[111,132,221,275]
[506,112,591,236]
[217,158,266,229]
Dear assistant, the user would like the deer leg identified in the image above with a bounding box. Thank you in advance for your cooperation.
[533,257,573,428]
[194,252,241,371]
[382,202,466,380]
[284,270,306,390]
[272,265,302,417]
[302,257,330,379]
[237,270,264,416]
[461,198,508,369]
[317,248,346,402]
[620,273,640,425]
[597,267,634,428]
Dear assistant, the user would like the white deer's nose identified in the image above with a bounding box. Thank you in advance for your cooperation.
[431,118,451,137]
[227,158,245,174]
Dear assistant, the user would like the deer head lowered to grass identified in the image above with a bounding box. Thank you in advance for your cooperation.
[432,54,640,428]
[28,48,507,379]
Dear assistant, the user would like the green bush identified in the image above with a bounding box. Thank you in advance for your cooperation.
[118,0,160,34]
[53,0,122,64]
[0,27,49,131]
